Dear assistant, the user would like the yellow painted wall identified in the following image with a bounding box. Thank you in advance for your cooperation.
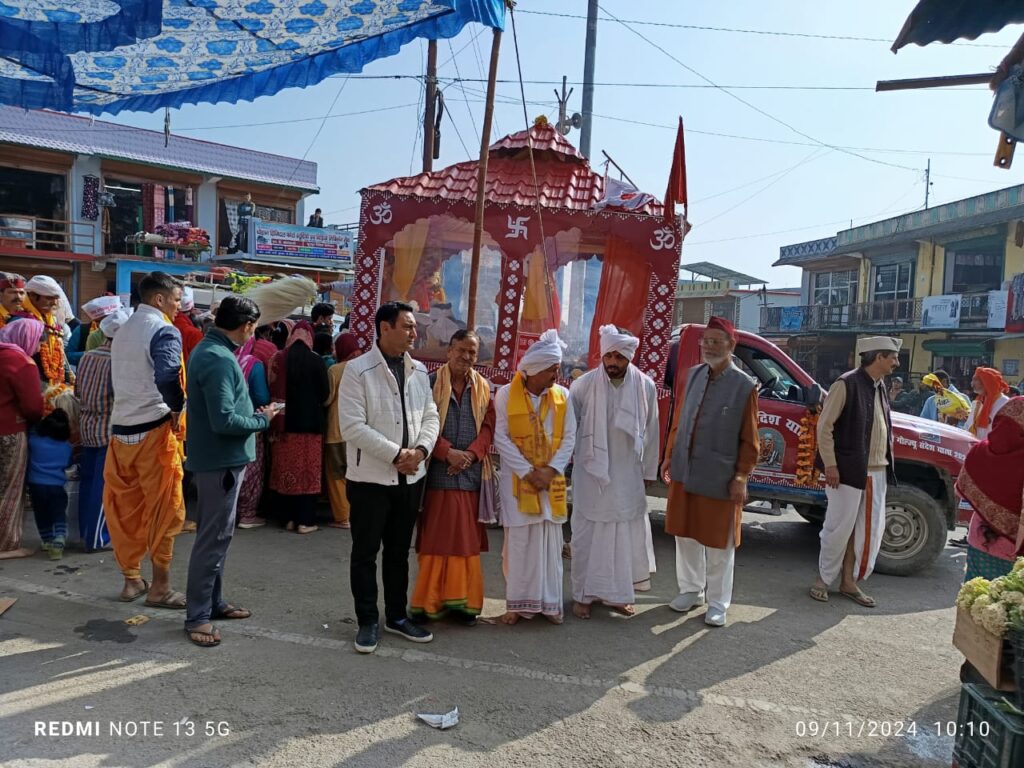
[913,239,946,298]
[897,332,946,381]
[994,337,1024,382]
[1004,219,1024,281]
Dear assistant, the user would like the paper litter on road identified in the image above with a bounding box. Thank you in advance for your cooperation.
[0,597,17,616]
[417,707,459,730]
[124,615,150,626]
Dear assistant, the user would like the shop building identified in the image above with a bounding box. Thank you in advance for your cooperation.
[672,261,799,336]
[769,185,1024,388]
[0,106,320,306]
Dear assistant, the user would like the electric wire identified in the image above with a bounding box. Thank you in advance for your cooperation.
[517,9,1007,48]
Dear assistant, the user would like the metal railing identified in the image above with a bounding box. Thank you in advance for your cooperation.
[760,292,998,333]
[0,214,97,255]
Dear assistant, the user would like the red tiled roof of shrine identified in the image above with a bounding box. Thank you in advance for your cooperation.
[365,119,663,215]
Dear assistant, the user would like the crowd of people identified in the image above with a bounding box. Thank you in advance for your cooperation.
[1,267,1022,652]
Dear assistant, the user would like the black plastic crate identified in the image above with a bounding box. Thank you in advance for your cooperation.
[953,683,1024,768]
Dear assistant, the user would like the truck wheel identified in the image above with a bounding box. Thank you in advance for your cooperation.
[795,505,824,527]
[875,485,947,577]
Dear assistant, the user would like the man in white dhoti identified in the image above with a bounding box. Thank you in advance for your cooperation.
[494,329,576,625]
[811,335,900,608]
[569,326,659,619]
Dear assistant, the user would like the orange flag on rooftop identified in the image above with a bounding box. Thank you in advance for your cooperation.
[664,117,687,223]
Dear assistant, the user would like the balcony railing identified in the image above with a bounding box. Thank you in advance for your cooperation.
[760,292,999,334]
[0,214,97,255]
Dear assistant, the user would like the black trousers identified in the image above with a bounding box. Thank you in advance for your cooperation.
[347,479,423,625]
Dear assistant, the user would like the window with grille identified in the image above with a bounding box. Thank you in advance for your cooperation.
[812,269,858,305]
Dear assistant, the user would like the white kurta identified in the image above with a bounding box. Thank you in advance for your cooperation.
[569,369,660,605]
[494,383,576,616]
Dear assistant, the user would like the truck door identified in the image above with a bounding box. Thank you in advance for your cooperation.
[732,342,815,491]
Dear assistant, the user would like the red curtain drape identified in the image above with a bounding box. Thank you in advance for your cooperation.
[587,235,651,368]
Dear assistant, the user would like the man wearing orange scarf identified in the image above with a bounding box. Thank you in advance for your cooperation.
[494,329,576,625]
[409,330,495,625]
[964,367,1011,440]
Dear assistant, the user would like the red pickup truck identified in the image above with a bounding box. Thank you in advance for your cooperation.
[660,324,976,576]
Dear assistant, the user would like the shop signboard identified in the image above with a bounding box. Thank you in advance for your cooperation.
[779,306,803,332]
[1008,272,1024,333]
[988,289,1009,329]
[921,294,961,330]
[243,220,354,268]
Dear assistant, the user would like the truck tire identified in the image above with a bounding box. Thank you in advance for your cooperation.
[874,484,947,577]
[795,505,824,527]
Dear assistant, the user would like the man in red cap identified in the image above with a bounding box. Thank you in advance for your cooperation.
[659,317,760,627]
[0,273,27,327]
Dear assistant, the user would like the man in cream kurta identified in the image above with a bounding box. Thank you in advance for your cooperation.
[494,329,576,624]
[569,326,659,619]
[811,335,899,608]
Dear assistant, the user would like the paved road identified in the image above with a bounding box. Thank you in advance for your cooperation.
[0,506,968,767]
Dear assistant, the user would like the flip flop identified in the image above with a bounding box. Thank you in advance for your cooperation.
[145,591,187,609]
[839,589,876,608]
[118,579,150,603]
[212,605,251,620]
[184,626,220,647]
[809,585,829,603]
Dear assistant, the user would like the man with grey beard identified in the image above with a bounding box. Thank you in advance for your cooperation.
[659,317,759,627]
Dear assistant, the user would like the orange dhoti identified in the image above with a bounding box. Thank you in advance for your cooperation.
[410,489,488,618]
[102,421,185,580]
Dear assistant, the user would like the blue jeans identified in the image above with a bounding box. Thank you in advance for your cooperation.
[28,483,68,547]
[78,446,111,551]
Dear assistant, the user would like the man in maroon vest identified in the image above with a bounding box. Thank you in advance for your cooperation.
[810,336,900,608]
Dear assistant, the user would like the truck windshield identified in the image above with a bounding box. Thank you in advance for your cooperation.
[734,345,801,401]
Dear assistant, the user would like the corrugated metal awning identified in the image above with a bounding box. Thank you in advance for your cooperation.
[892,0,1024,52]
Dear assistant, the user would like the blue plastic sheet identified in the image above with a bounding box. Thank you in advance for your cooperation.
[0,0,504,115]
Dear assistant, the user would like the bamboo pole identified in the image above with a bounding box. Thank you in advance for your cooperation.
[422,39,437,172]
[466,27,502,332]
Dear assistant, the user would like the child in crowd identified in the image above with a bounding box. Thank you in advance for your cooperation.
[27,408,74,560]
[313,332,336,367]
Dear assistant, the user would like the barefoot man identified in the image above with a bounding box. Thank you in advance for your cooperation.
[494,329,576,625]
[811,336,900,608]
[568,326,659,619]
[105,272,187,607]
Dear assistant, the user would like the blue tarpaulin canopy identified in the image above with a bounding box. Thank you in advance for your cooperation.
[0,0,504,115]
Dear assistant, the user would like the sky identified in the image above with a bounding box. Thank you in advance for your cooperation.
[105,1,1024,288]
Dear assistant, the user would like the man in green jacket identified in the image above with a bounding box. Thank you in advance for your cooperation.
[183,295,283,647]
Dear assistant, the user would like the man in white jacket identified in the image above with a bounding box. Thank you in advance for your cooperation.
[338,301,440,654]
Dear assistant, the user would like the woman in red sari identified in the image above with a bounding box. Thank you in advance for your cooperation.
[955,396,1024,581]
[268,322,329,533]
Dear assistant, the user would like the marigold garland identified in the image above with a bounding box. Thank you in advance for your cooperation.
[794,408,823,488]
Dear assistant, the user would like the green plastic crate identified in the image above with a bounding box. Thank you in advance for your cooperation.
[953,683,1024,768]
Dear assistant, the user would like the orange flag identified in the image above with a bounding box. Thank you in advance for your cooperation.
[664,117,688,223]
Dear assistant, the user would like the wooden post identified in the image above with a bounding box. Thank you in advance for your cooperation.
[466,27,501,332]
[422,39,438,173]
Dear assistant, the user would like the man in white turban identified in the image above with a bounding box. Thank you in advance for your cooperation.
[494,329,577,624]
[23,275,74,393]
[568,326,659,618]
[69,295,122,367]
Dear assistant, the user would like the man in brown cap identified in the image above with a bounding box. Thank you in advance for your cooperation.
[660,317,760,627]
